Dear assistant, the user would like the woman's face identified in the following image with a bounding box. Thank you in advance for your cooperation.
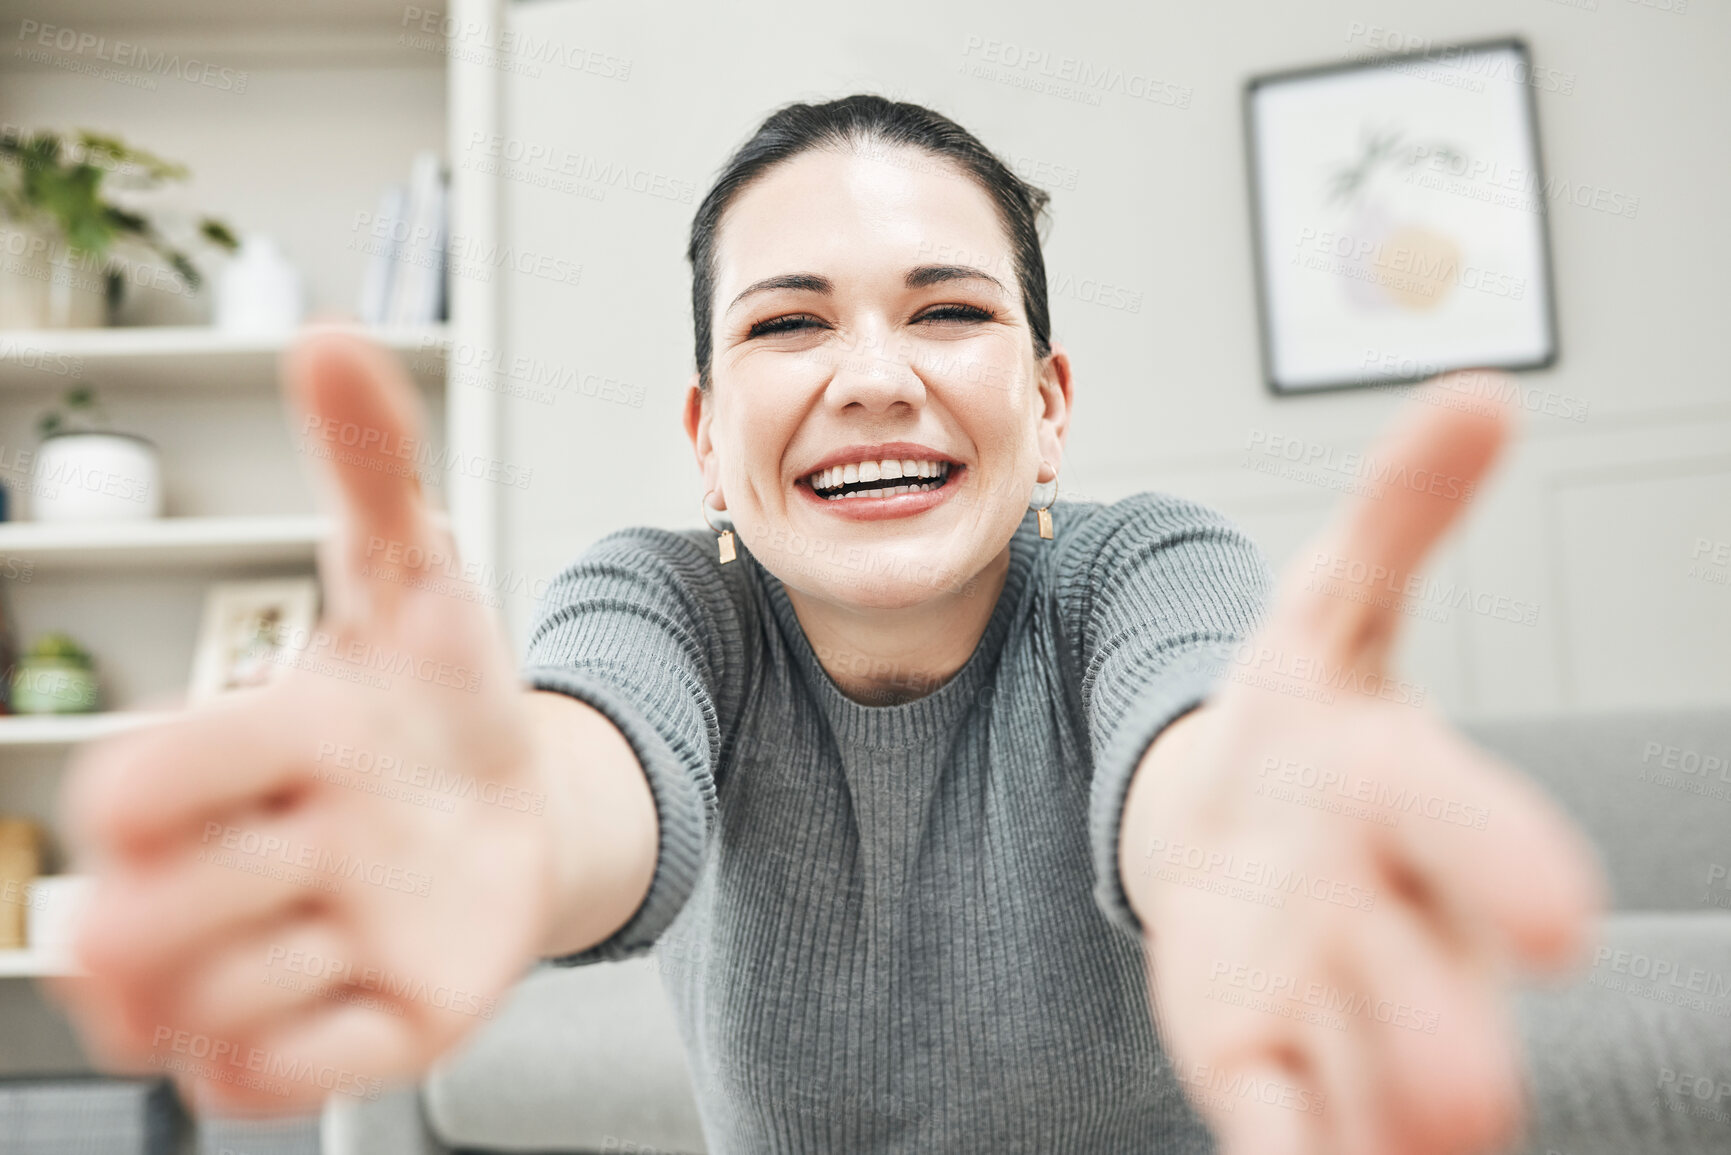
[684,145,1071,610]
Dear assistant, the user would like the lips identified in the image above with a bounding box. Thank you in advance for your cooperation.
[793,442,964,520]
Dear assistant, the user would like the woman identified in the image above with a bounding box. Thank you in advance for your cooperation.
[58,96,1599,1154]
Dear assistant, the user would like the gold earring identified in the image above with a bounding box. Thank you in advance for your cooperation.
[701,493,736,563]
[1029,471,1057,540]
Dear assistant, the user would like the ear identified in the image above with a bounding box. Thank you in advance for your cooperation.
[681,371,726,507]
[1034,339,1074,484]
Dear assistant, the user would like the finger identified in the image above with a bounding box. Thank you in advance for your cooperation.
[62,688,313,859]
[282,327,445,622]
[40,972,161,1072]
[1154,911,1328,1155]
[170,917,360,1046]
[187,1002,419,1116]
[1214,1058,1316,1155]
[1267,373,1515,671]
[76,815,325,982]
[1345,893,1523,1155]
[1371,715,1605,972]
[1300,980,1383,1155]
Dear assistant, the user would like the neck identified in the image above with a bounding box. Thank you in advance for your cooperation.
[783,546,1011,707]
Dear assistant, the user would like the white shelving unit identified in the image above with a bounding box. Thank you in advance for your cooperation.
[0,324,449,392]
[0,949,78,978]
[0,713,165,748]
[0,8,504,1094]
[0,515,330,569]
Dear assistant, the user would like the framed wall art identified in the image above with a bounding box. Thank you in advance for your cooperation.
[1245,38,1559,394]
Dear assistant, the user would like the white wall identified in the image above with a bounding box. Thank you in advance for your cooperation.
[491,0,1731,718]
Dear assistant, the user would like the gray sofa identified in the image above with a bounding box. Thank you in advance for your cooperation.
[325,708,1731,1154]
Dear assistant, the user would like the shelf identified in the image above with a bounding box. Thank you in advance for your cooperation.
[0,949,80,978]
[0,713,166,748]
[0,324,448,392]
[0,515,329,570]
[6,0,414,28]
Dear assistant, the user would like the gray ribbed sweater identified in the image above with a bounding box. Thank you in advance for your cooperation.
[523,494,1272,1153]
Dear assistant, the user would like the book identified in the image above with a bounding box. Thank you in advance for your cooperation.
[386,151,448,327]
[357,183,407,327]
[0,816,42,949]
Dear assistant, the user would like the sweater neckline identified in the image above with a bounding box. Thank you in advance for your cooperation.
[759,515,1039,750]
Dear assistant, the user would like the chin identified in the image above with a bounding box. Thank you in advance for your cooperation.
[757,536,982,610]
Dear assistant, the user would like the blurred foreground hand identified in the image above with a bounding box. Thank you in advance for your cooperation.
[49,331,564,1114]
[1123,375,1604,1155]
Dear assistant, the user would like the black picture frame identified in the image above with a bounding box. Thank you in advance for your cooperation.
[1243,36,1560,397]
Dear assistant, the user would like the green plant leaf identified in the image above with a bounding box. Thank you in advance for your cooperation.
[200,217,240,250]
[0,127,230,288]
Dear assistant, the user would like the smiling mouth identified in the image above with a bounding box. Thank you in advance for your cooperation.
[802,458,955,500]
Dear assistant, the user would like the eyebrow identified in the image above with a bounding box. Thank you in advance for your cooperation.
[724,264,1010,313]
[904,264,1009,293]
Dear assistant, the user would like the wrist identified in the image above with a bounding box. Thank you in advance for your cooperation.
[1119,704,1212,931]
[524,715,586,959]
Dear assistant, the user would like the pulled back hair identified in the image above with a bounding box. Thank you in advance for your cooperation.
[686,94,1052,391]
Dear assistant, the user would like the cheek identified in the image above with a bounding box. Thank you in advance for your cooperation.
[920,324,1043,412]
[930,357,1040,456]
[716,375,808,496]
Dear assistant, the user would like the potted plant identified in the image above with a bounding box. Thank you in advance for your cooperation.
[9,633,99,715]
[30,385,163,522]
[0,128,238,328]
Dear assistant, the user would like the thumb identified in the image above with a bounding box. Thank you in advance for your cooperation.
[284,327,448,626]
[1267,371,1515,675]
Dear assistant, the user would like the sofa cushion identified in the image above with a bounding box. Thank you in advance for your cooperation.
[1514,911,1731,1154]
[424,958,705,1153]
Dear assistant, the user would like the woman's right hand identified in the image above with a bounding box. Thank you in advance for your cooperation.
[48,331,577,1114]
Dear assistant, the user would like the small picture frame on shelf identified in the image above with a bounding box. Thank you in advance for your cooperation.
[187,578,319,704]
[1244,38,1558,394]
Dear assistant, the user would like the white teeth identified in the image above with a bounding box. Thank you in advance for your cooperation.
[805,456,954,497]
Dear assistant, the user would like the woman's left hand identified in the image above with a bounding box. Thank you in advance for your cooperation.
[1121,375,1605,1155]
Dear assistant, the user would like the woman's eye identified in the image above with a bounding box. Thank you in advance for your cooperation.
[914,304,996,324]
[747,314,827,339]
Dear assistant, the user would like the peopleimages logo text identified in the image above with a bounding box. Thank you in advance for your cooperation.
[16,21,247,91]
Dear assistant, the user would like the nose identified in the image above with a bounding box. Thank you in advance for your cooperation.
[822,328,926,415]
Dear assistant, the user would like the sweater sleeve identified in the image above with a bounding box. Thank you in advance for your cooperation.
[1054,493,1275,940]
[522,526,752,965]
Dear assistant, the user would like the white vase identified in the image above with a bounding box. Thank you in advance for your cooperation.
[0,225,108,329]
[26,874,95,961]
[214,234,305,334]
[30,432,164,521]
